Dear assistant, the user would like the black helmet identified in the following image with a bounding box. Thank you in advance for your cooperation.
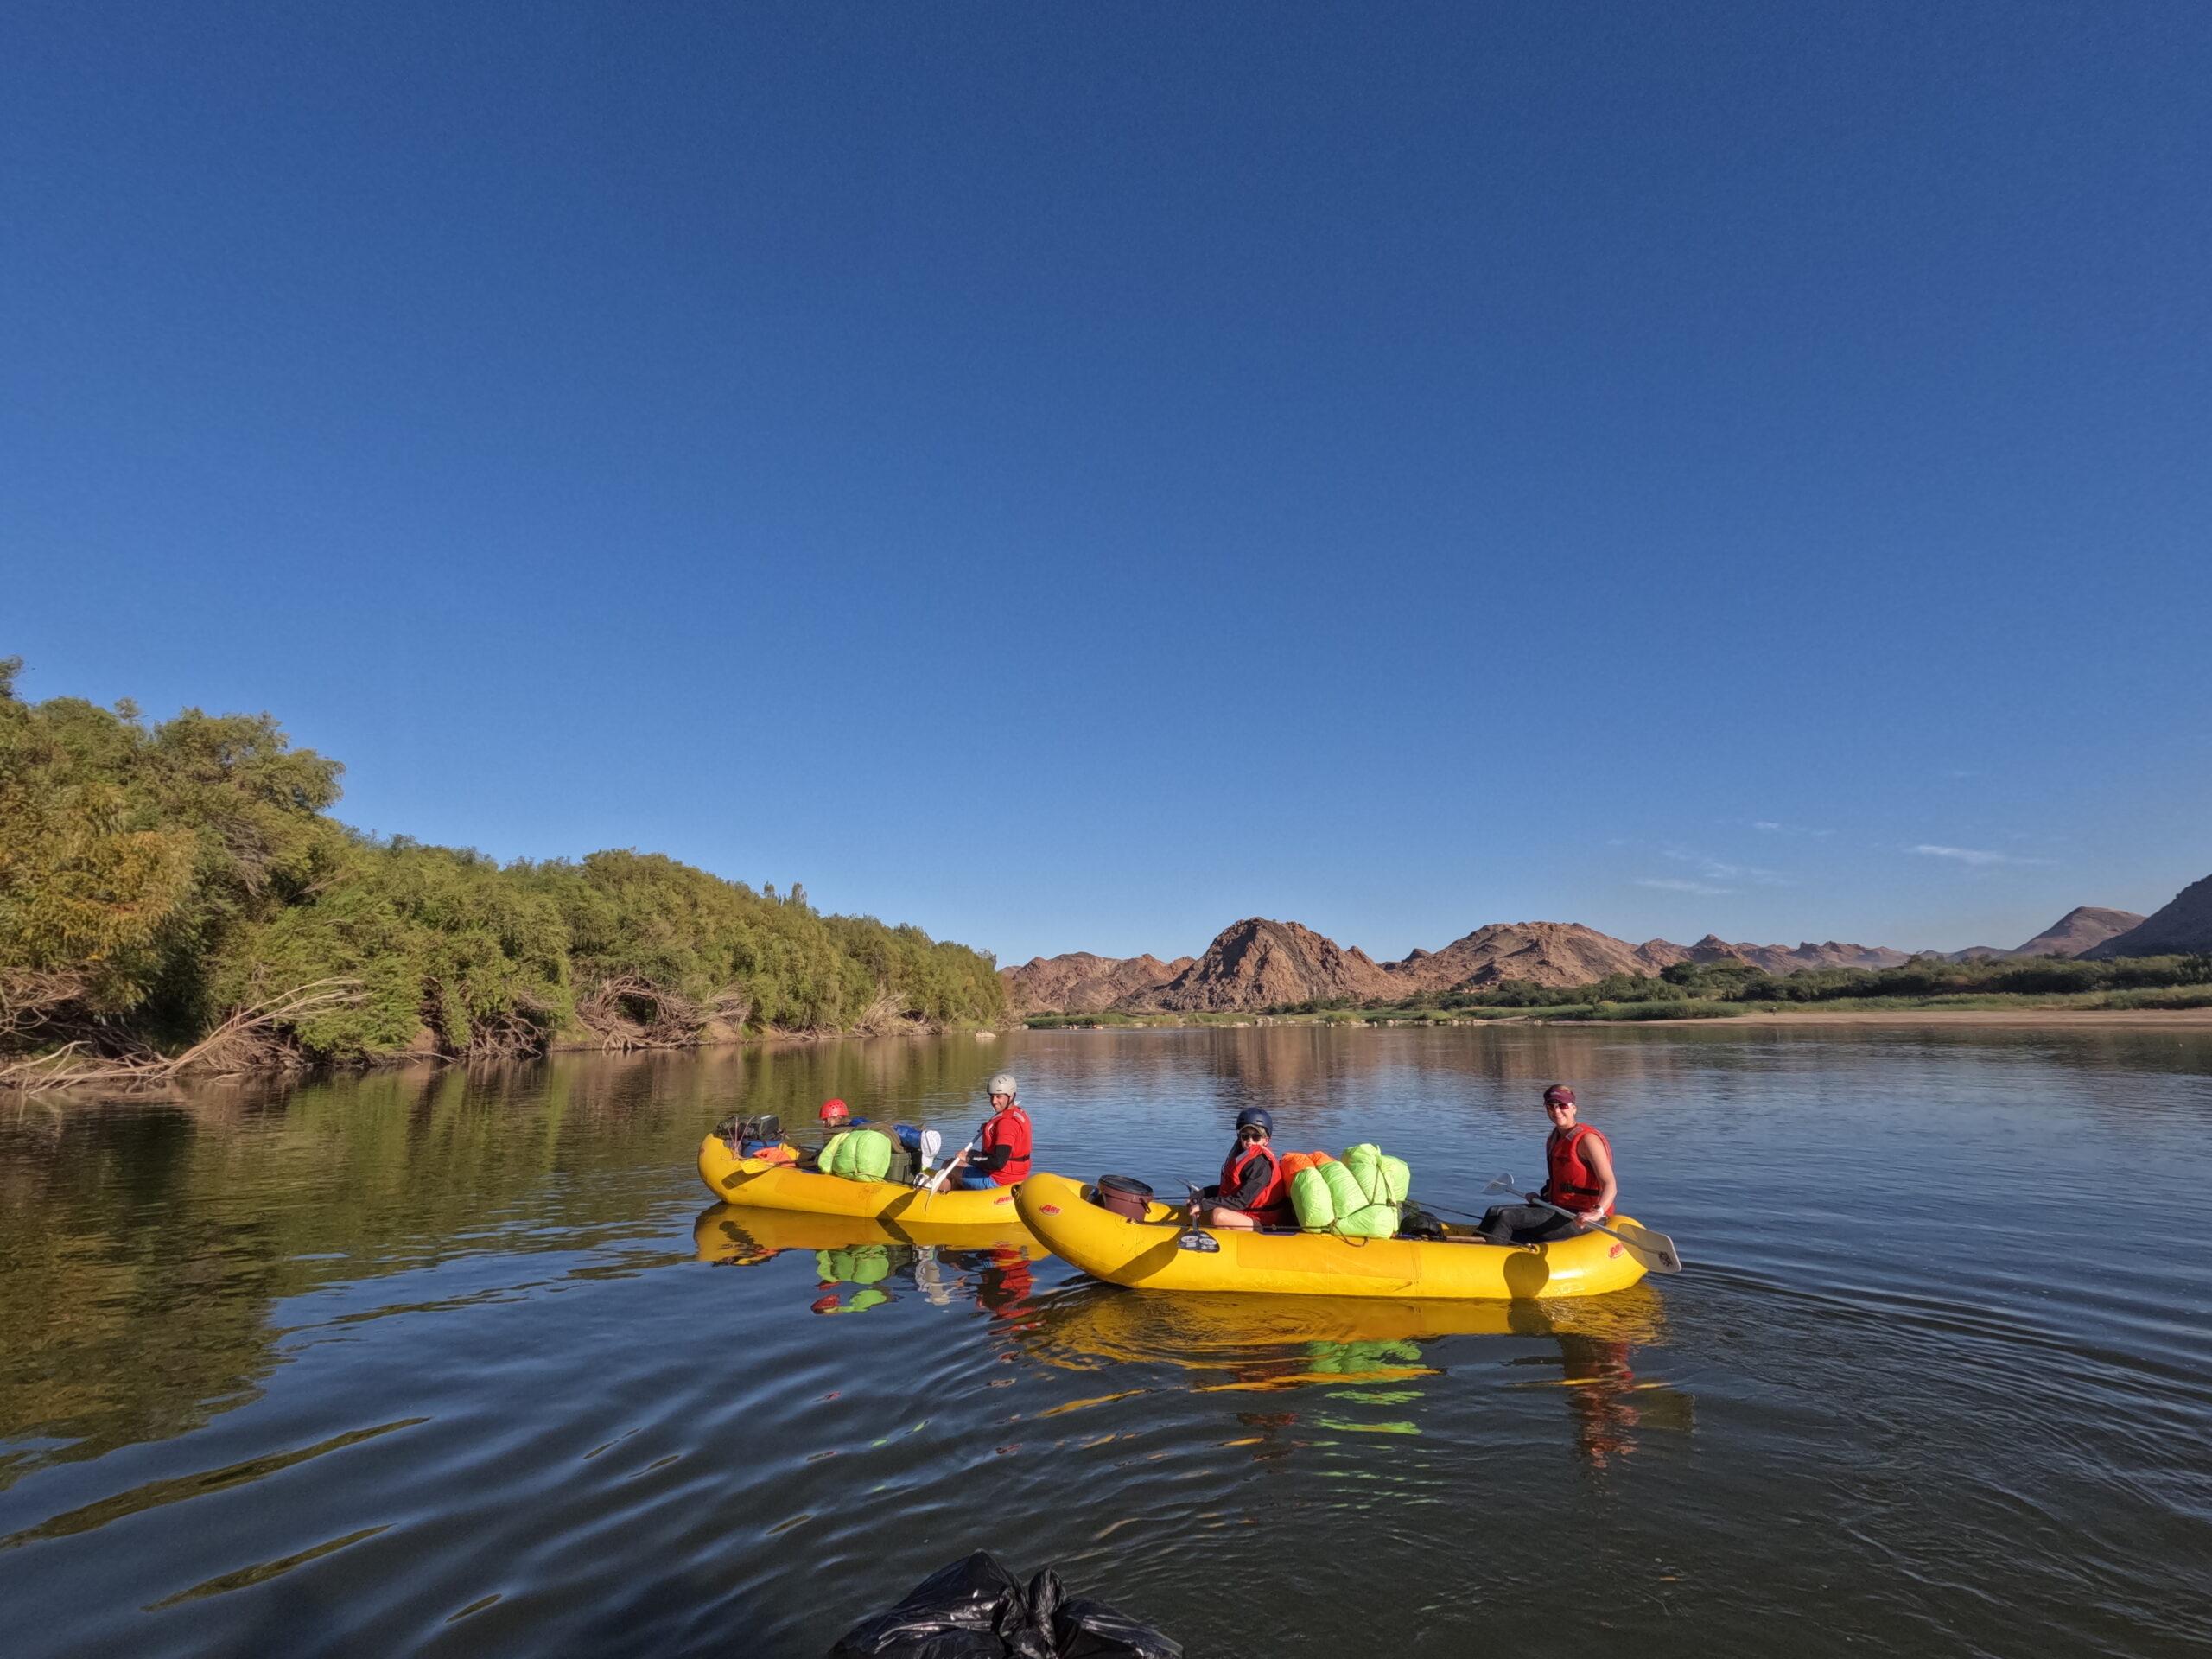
[1234,1107,1274,1135]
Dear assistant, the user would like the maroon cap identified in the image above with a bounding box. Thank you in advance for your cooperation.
[1542,1084,1576,1108]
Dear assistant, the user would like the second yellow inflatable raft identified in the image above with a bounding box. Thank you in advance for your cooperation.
[1014,1171,1647,1300]
[696,1131,1030,1229]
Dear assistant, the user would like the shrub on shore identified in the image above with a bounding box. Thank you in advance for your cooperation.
[0,660,1005,1082]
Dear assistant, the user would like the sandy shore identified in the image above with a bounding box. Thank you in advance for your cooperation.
[1686,1006,2212,1029]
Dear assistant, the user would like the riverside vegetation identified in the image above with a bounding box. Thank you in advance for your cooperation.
[0,660,1005,1089]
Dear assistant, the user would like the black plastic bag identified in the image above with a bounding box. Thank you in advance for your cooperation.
[827,1552,1179,1659]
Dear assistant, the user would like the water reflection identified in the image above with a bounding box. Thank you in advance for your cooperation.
[4,1029,2204,1659]
[690,1204,1046,1319]
[1017,1281,1690,1469]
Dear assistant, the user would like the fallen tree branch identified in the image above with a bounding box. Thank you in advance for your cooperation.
[0,978,365,1094]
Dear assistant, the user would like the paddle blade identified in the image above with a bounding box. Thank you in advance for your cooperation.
[1484,1173,1522,1197]
[1606,1219,1683,1274]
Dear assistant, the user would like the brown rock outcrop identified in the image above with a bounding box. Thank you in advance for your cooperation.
[2013,906,2146,958]
[1384,922,1681,991]
[2081,878,2212,959]
[1001,952,1194,1014]
[1016,916,1940,1015]
[1123,919,1398,1011]
[1687,936,1908,974]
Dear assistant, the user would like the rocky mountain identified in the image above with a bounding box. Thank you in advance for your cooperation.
[1124,919,1398,1012]
[1384,922,1687,991]
[1015,904,2183,1016]
[1684,936,1910,974]
[2012,906,2145,958]
[1001,952,1194,1014]
[2081,877,2212,959]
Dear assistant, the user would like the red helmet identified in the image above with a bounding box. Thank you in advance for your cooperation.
[819,1098,850,1122]
[1542,1084,1576,1108]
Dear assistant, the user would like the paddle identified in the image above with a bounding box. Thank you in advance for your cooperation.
[919,1135,981,1213]
[1479,1173,1683,1274]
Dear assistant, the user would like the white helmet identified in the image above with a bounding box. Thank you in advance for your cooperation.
[987,1073,1018,1098]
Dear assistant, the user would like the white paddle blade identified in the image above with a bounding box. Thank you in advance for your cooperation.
[1484,1173,1522,1196]
[1607,1219,1683,1274]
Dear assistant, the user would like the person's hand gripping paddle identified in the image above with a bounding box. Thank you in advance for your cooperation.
[920,1135,980,1214]
[1173,1179,1220,1253]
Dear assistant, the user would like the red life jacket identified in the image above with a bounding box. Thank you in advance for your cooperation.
[1544,1123,1614,1216]
[1218,1141,1292,1222]
[978,1103,1033,1186]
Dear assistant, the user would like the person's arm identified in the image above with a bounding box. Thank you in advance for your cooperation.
[972,1141,1011,1175]
[1221,1154,1271,1211]
[1580,1137,1618,1216]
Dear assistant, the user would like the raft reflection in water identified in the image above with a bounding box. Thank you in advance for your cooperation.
[1017,1281,1692,1470]
[692,1204,1046,1316]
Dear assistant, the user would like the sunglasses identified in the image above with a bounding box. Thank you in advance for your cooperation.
[1236,1126,1265,1140]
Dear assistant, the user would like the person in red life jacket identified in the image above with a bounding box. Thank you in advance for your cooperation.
[1185,1107,1294,1230]
[938,1073,1033,1190]
[1476,1084,1619,1246]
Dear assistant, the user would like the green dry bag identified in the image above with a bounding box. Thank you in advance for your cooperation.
[1292,1165,1337,1230]
[1319,1160,1365,1223]
[825,1127,894,1183]
[1343,1143,1411,1206]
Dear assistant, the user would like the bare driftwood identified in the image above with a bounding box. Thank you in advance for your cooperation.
[0,979,364,1094]
[574,975,750,1050]
[847,988,918,1037]
[0,968,92,1046]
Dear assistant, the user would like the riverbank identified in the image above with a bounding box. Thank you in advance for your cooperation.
[1689,1005,2212,1027]
[1024,995,2212,1032]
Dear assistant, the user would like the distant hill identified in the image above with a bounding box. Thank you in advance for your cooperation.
[1384,922,1684,991]
[1061,915,1928,1013]
[1685,935,1910,974]
[1124,919,1396,1011]
[1014,896,2201,1015]
[1001,952,1193,1014]
[2012,906,2145,958]
[2081,877,2212,959]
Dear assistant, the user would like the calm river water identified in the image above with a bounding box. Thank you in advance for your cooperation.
[3,1027,2209,1658]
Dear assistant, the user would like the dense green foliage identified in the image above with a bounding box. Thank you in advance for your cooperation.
[0,661,1004,1072]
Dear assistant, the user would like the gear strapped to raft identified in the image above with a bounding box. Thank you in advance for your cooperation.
[714,1112,783,1155]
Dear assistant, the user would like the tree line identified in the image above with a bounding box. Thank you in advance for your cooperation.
[1264,950,2212,1017]
[0,659,1006,1083]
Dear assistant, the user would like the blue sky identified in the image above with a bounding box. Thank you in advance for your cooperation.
[6,2,2208,963]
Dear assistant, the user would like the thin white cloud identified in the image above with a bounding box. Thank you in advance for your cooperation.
[1664,848,1793,887]
[1910,844,2054,868]
[1752,820,1783,831]
[1637,877,1732,895]
[1750,820,1834,838]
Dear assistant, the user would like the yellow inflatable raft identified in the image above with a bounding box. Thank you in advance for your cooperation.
[696,1131,1031,1229]
[1014,1171,1648,1300]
